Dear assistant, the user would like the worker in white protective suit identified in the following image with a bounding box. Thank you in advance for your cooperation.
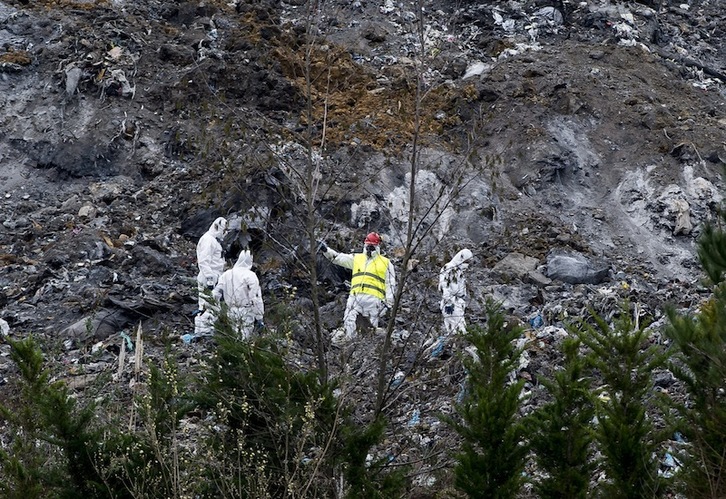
[425,248,473,358]
[194,217,228,336]
[319,232,396,343]
[213,249,264,340]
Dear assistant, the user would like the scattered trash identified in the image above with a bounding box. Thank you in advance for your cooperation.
[102,69,135,99]
[462,61,490,80]
[412,474,437,487]
[391,328,409,347]
[120,331,134,351]
[380,0,395,15]
[424,336,447,359]
[181,333,199,344]
[408,408,420,427]
[659,449,682,478]
[534,6,564,25]
[529,313,544,329]
[391,370,405,388]
[456,379,469,404]
[0,318,9,336]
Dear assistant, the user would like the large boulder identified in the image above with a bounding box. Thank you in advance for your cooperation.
[545,249,610,285]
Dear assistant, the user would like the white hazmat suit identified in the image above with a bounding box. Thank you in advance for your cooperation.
[213,249,264,339]
[425,248,473,358]
[194,217,227,335]
[323,241,396,341]
[440,248,473,335]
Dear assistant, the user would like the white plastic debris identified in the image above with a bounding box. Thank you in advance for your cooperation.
[539,325,568,340]
[620,12,635,24]
[534,6,564,25]
[462,61,490,80]
[380,0,395,14]
[0,318,9,336]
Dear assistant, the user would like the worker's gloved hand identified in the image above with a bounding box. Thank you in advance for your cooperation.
[444,304,454,315]
[317,240,328,254]
[206,276,216,290]
[254,319,265,333]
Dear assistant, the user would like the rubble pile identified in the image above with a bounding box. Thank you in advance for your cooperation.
[0,0,725,494]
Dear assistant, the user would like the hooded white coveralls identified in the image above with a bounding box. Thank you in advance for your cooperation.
[213,250,264,339]
[323,245,396,339]
[439,248,473,336]
[194,217,227,335]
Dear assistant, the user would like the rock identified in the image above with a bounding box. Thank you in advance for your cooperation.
[62,308,135,347]
[78,204,97,219]
[89,182,127,203]
[493,252,552,286]
[362,23,387,43]
[673,198,692,235]
[64,66,82,96]
[130,244,175,275]
[546,250,610,285]
[654,371,676,388]
[493,252,539,276]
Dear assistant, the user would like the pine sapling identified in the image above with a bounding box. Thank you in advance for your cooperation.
[530,337,595,499]
[665,205,726,498]
[447,300,529,499]
[576,303,667,499]
[0,337,107,498]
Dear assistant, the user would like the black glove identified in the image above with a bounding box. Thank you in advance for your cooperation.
[317,240,328,253]
[444,304,454,315]
[254,319,265,332]
[207,284,214,291]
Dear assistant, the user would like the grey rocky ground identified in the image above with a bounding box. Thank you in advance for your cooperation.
[0,0,725,494]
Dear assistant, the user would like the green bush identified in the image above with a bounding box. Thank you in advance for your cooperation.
[530,337,595,499]
[340,416,407,499]
[575,304,667,499]
[196,327,342,497]
[447,300,529,499]
[665,209,726,498]
[0,337,106,498]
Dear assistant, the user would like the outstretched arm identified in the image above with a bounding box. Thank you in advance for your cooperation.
[385,262,396,307]
[323,247,355,269]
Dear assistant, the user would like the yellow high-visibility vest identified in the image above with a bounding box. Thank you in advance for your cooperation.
[350,253,389,300]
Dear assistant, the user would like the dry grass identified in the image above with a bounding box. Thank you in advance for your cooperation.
[0,50,32,66]
[37,0,109,10]
[273,42,471,150]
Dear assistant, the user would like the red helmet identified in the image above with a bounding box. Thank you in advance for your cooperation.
[364,232,382,246]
